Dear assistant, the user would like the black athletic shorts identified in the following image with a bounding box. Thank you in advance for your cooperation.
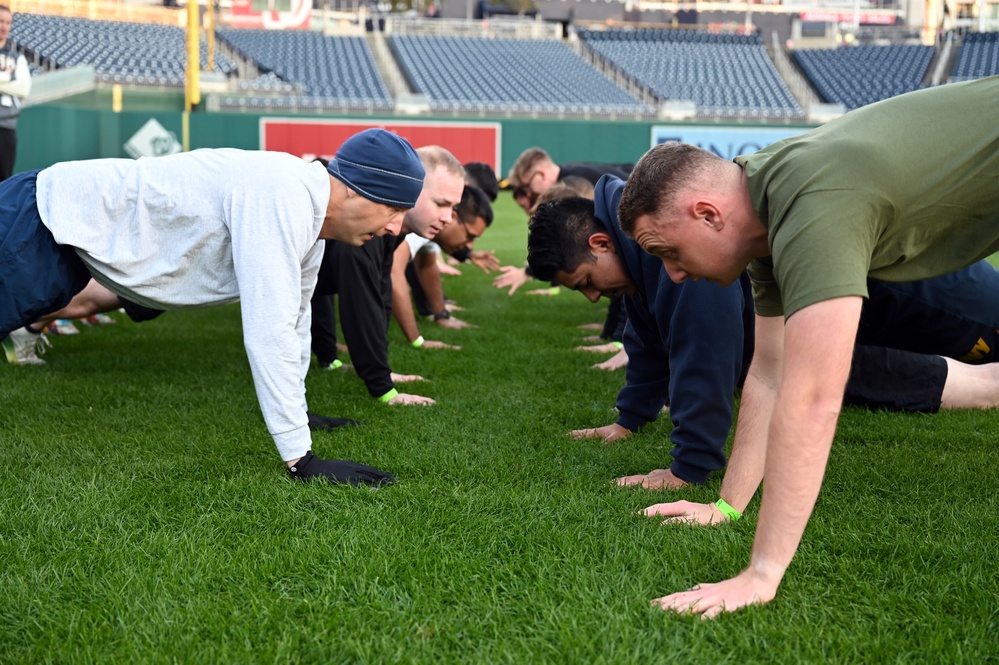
[843,345,947,413]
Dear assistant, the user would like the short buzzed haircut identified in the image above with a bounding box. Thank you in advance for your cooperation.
[618,142,721,235]
[526,197,603,282]
[417,145,465,179]
[534,183,584,210]
[463,162,499,202]
[508,147,551,187]
[456,185,494,227]
[556,175,595,199]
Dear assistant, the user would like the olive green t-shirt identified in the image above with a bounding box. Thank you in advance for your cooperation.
[736,77,999,318]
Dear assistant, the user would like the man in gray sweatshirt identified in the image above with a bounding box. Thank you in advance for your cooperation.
[0,128,424,486]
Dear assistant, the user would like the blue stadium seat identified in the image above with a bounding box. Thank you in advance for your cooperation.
[387,34,652,116]
[216,29,392,110]
[951,32,999,82]
[12,13,237,86]
[578,27,803,119]
[791,44,933,110]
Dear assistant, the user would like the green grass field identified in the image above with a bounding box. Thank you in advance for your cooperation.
[1,193,997,663]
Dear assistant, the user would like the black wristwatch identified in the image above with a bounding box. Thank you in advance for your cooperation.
[433,308,451,322]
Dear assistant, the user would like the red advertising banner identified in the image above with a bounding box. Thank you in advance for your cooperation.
[230,0,311,30]
[260,118,503,172]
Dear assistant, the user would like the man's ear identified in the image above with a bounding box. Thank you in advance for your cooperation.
[693,201,724,231]
[587,232,615,254]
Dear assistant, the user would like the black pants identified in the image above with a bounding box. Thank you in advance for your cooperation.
[404,261,434,317]
[0,127,17,182]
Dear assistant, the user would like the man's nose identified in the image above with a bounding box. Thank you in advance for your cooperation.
[663,259,687,284]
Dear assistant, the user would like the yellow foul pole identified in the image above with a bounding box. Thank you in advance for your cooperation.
[184,0,201,150]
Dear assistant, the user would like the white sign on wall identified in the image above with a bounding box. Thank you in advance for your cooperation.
[124,119,182,159]
[650,125,810,160]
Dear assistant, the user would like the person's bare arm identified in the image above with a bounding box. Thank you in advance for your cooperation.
[35,279,122,325]
[653,296,862,618]
[390,242,422,344]
[645,313,784,524]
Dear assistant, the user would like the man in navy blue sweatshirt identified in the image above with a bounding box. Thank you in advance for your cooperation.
[527,176,999,489]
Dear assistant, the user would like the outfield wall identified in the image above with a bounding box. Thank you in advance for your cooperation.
[19,103,816,175]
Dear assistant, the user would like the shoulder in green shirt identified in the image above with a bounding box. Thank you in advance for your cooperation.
[737,77,999,318]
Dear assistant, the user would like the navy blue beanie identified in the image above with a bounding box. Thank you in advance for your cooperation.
[326,129,425,208]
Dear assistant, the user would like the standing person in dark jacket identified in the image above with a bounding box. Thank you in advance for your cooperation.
[528,175,999,489]
[0,6,30,181]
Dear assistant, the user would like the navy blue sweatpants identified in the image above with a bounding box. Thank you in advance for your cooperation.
[0,170,92,338]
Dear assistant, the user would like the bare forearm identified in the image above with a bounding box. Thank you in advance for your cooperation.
[391,282,421,343]
[746,298,861,586]
[719,370,777,512]
[749,394,841,582]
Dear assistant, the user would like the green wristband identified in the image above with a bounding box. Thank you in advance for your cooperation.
[548,286,560,295]
[714,498,742,521]
[330,359,343,369]
[611,341,624,350]
[378,388,399,403]
[411,335,425,348]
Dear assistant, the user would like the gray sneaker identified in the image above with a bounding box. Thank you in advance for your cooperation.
[2,327,52,366]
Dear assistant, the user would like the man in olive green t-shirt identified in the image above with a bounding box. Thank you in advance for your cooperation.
[615,76,999,618]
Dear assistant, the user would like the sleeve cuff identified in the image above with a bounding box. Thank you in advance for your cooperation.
[272,425,312,462]
[615,412,645,433]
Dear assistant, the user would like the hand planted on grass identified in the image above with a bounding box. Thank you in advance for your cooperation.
[570,423,631,443]
[577,323,604,331]
[642,499,724,525]
[469,250,500,273]
[421,340,461,350]
[436,316,476,330]
[493,266,530,295]
[617,468,690,491]
[651,570,780,620]
[438,262,463,276]
[390,372,426,383]
[593,349,629,371]
[387,393,436,406]
[576,342,622,353]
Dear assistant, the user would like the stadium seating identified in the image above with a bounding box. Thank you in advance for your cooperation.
[216,29,392,110]
[12,13,236,86]
[579,27,803,119]
[951,31,999,82]
[791,44,933,110]
[388,35,652,115]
